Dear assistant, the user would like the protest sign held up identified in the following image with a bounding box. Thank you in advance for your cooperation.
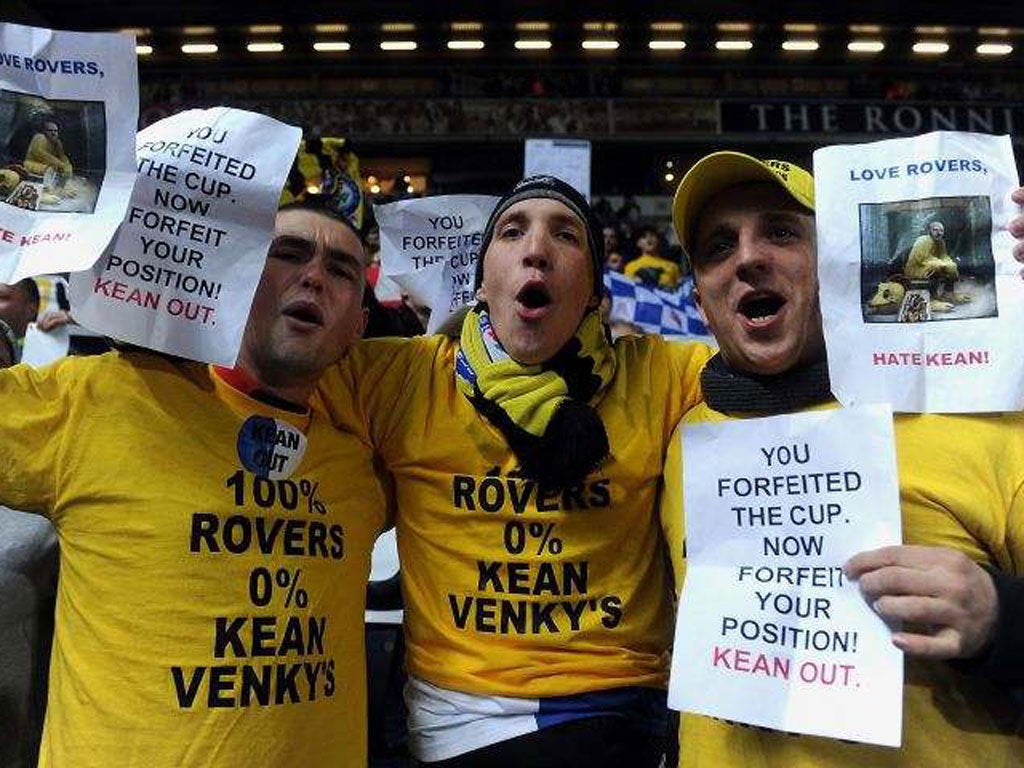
[376,194,498,333]
[524,138,591,201]
[815,131,1024,412]
[69,107,301,365]
[670,406,904,747]
[0,22,138,283]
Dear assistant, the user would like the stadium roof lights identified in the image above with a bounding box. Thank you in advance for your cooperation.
[515,21,550,32]
[582,39,619,51]
[912,40,950,54]
[313,41,351,52]
[977,42,1013,55]
[782,39,819,52]
[181,42,218,54]
[848,40,886,53]
[649,40,687,50]
[447,39,485,50]
[716,39,754,51]
[247,41,283,53]
[126,21,1024,62]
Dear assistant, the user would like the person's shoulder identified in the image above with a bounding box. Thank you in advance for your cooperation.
[5,348,115,382]
[330,334,458,401]
[2,348,206,404]
[617,332,713,356]
[66,347,207,386]
[897,411,1024,440]
[348,334,454,369]
[611,333,714,373]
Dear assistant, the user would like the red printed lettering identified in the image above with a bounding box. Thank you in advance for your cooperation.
[871,350,990,367]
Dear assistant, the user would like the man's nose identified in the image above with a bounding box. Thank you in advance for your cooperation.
[299,254,329,288]
[734,233,771,278]
[521,228,551,271]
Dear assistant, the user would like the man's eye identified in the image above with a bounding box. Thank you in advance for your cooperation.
[498,225,523,239]
[770,226,797,242]
[328,263,357,280]
[556,229,582,244]
[699,240,733,263]
[270,247,307,262]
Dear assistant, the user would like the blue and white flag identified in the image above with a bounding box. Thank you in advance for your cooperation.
[604,270,713,340]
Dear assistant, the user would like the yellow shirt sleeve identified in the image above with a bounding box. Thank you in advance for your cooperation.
[0,358,76,514]
[317,335,444,459]
[661,340,714,442]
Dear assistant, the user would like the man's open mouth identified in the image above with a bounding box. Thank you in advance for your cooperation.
[516,283,552,310]
[282,301,324,326]
[738,292,785,323]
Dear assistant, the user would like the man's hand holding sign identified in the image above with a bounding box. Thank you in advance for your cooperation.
[845,544,998,660]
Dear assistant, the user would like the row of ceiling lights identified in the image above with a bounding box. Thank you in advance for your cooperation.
[123,21,1020,58]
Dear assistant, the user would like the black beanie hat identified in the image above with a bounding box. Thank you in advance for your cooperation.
[474,175,605,299]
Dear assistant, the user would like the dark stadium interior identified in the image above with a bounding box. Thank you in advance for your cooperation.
[12,1,1024,193]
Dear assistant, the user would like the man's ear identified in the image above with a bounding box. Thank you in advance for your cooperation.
[475,285,488,303]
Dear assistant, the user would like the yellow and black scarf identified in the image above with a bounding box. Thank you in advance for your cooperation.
[455,305,616,489]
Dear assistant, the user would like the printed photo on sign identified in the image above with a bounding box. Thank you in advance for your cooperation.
[0,90,105,214]
[860,195,996,323]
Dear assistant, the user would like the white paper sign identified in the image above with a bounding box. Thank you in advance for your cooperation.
[68,107,301,365]
[524,139,591,201]
[0,23,138,283]
[376,194,498,334]
[20,321,68,366]
[815,131,1024,412]
[670,406,904,747]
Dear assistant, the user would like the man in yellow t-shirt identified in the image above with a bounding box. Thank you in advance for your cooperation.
[320,175,712,766]
[624,225,682,290]
[905,220,959,282]
[660,152,1024,767]
[0,199,388,767]
[24,120,73,179]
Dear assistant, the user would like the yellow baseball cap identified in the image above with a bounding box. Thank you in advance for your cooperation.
[672,151,815,258]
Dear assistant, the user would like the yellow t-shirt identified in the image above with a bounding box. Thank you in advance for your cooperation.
[25,133,72,176]
[661,401,1024,767]
[624,254,683,291]
[905,234,957,281]
[321,333,712,698]
[0,351,387,767]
